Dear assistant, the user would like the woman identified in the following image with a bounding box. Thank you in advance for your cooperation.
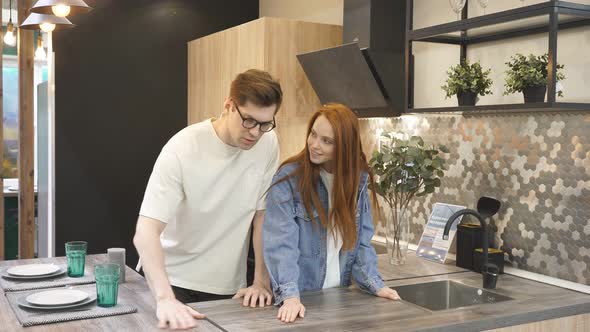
[263,103,400,323]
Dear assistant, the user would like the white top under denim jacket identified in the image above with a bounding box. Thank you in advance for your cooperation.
[319,168,343,289]
[263,162,385,305]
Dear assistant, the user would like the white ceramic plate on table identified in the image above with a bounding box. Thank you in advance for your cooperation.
[26,289,89,306]
[1,267,66,280]
[17,294,96,311]
[7,264,61,277]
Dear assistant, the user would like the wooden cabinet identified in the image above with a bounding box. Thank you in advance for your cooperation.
[486,312,590,332]
[188,17,342,160]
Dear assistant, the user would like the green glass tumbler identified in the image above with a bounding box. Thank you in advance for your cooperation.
[95,263,120,307]
[65,241,87,277]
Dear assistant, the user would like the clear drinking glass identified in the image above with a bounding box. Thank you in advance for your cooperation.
[95,263,120,307]
[65,241,87,277]
[478,0,489,15]
[449,0,467,20]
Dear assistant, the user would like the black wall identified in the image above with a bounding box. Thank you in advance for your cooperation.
[54,0,258,267]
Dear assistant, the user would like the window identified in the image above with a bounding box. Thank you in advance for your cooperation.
[2,54,48,184]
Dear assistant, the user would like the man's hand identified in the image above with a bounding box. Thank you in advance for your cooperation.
[241,210,274,308]
[376,287,401,300]
[233,280,272,307]
[277,297,305,323]
[156,298,205,330]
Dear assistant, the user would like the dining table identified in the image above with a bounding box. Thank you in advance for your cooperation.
[0,254,221,331]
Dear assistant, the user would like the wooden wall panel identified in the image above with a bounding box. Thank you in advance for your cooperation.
[18,0,35,259]
[188,17,342,161]
[264,17,342,160]
[188,19,266,124]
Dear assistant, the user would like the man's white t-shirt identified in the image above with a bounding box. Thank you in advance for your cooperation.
[139,118,279,294]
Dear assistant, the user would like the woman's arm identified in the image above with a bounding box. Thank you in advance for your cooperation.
[263,173,302,305]
[351,187,386,295]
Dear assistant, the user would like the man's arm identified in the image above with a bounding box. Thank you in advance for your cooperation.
[133,216,174,302]
[133,216,205,329]
[232,210,273,307]
[252,210,270,287]
[233,131,279,307]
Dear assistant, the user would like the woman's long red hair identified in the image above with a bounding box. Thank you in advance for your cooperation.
[276,103,378,250]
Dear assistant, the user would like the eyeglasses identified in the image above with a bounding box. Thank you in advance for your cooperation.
[234,102,276,133]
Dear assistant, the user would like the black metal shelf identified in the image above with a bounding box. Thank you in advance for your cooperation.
[408,1,590,44]
[408,102,590,115]
[403,0,590,114]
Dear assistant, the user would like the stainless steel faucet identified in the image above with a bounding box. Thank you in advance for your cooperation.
[443,209,498,289]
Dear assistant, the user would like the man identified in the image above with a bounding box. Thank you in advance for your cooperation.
[133,69,282,330]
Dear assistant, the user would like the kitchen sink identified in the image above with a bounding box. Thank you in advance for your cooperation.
[391,280,513,311]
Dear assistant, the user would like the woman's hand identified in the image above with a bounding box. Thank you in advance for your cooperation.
[277,297,305,323]
[376,287,401,300]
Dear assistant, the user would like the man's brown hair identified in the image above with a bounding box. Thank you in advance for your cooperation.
[229,69,283,113]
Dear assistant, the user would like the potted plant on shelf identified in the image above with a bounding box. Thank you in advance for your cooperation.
[441,59,493,106]
[369,134,448,265]
[504,53,565,103]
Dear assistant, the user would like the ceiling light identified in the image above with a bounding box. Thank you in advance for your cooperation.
[19,13,74,32]
[30,0,93,17]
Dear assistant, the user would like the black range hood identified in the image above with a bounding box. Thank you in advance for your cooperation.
[297,0,408,118]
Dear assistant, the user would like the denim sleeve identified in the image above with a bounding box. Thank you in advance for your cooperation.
[263,173,301,305]
[352,188,385,295]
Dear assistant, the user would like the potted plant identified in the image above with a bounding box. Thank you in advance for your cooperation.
[369,134,448,265]
[504,53,565,103]
[441,59,493,106]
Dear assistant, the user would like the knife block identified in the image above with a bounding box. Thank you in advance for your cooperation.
[456,224,483,270]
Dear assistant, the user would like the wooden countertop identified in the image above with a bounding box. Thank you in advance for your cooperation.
[194,254,590,331]
[3,189,38,197]
[3,253,589,331]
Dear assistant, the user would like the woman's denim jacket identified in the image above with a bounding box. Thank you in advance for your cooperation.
[263,162,385,305]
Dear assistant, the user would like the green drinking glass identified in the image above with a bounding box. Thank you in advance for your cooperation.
[65,241,87,277]
[95,263,120,307]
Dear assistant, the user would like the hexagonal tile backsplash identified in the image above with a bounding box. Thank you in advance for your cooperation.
[360,112,590,284]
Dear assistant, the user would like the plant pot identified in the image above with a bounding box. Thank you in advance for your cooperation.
[385,207,410,265]
[522,85,546,103]
[457,91,477,106]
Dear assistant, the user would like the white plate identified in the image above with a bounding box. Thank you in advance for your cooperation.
[18,294,96,310]
[26,289,89,306]
[1,267,66,280]
[7,264,61,277]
